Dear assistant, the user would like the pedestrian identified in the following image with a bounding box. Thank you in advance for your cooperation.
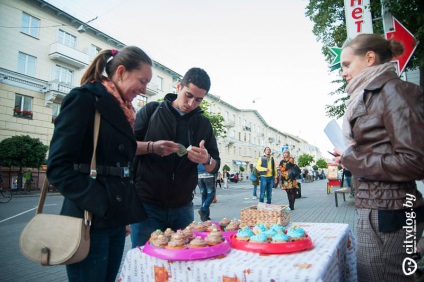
[197,164,215,221]
[216,171,222,189]
[250,165,260,200]
[130,67,220,247]
[222,169,229,189]
[333,33,424,281]
[24,170,32,193]
[279,150,300,210]
[256,147,278,204]
[46,46,151,281]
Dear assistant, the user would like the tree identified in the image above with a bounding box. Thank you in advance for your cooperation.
[223,164,231,172]
[297,154,315,168]
[305,0,424,118]
[316,158,328,169]
[200,100,226,138]
[0,135,48,189]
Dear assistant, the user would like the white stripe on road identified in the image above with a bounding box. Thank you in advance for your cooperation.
[0,204,57,223]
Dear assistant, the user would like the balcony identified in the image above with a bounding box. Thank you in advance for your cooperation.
[44,80,74,106]
[146,82,158,96]
[268,137,275,143]
[223,119,235,128]
[48,42,89,69]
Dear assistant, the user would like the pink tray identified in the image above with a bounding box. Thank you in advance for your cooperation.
[143,238,230,261]
[230,234,313,254]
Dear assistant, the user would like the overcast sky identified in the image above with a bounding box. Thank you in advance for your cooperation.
[46,0,342,157]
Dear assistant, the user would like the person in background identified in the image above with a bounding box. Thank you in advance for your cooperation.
[197,164,215,221]
[24,170,32,193]
[250,164,260,200]
[131,68,220,247]
[333,33,424,281]
[216,171,222,189]
[222,169,229,189]
[47,47,151,281]
[279,150,299,210]
[256,147,278,204]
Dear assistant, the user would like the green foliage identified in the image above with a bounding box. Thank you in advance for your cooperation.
[316,158,328,169]
[305,0,424,118]
[199,100,227,138]
[0,135,48,168]
[312,165,319,171]
[223,164,231,172]
[297,154,315,168]
[239,166,245,172]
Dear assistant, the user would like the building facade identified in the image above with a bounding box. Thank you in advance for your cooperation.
[0,0,323,187]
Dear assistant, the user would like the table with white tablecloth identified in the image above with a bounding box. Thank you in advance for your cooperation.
[118,222,357,282]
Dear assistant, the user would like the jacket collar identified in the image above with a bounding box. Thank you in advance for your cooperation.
[349,70,399,122]
[82,82,135,140]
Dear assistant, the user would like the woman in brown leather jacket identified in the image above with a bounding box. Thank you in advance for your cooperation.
[333,34,424,281]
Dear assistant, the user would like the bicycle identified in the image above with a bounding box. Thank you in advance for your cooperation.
[0,186,12,203]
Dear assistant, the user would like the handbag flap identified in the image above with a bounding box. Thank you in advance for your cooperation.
[19,214,89,265]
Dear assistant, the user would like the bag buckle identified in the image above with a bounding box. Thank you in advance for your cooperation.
[90,169,97,179]
[122,167,130,178]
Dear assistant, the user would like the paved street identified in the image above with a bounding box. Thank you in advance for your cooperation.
[1,179,423,281]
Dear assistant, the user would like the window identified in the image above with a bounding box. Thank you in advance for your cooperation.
[58,29,76,48]
[156,76,163,91]
[54,65,74,84]
[14,94,33,119]
[52,103,61,122]
[89,45,101,60]
[21,12,40,38]
[137,95,148,107]
[17,52,36,76]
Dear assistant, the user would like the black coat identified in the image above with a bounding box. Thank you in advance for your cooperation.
[47,82,146,228]
[134,93,220,208]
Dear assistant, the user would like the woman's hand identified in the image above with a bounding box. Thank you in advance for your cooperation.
[333,148,344,165]
[125,225,131,237]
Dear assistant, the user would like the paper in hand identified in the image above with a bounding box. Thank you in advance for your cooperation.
[324,120,347,150]
[176,144,193,157]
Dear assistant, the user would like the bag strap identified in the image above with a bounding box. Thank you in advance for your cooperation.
[36,111,100,226]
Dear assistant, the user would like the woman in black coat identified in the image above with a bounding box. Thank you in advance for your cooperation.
[47,46,152,281]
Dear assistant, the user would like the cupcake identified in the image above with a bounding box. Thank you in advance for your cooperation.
[172,229,189,243]
[187,221,198,229]
[287,225,306,241]
[149,229,164,242]
[252,224,267,234]
[220,218,231,229]
[236,227,254,241]
[164,228,175,240]
[262,228,277,239]
[188,236,207,248]
[166,234,186,250]
[205,229,224,246]
[206,223,220,232]
[193,222,208,232]
[152,234,168,248]
[182,227,196,240]
[271,232,290,244]
[249,233,268,243]
[270,224,286,233]
[224,220,240,231]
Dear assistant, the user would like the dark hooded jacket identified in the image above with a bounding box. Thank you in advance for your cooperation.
[134,93,220,208]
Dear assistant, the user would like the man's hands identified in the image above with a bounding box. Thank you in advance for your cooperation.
[188,140,210,165]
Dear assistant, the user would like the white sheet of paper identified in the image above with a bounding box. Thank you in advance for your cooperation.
[324,120,347,150]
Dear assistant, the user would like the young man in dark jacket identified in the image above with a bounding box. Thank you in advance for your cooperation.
[130,68,220,247]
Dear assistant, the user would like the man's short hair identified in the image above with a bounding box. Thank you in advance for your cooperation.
[181,68,211,93]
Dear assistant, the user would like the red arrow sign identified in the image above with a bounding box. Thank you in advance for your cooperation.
[385,17,418,74]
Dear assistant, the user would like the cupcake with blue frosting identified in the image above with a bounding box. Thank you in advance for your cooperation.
[270,223,286,233]
[262,228,277,239]
[252,223,267,234]
[236,226,254,241]
[271,232,290,244]
[287,225,306,241]
[249,233,268,243]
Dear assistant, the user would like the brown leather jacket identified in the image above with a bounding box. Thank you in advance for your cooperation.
[341,70,424,210]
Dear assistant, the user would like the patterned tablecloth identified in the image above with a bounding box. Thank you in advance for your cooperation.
[118,222,357,282]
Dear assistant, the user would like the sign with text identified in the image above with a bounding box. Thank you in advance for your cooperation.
[344,0,373,39]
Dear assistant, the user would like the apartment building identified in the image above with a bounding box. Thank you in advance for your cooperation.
[0,0,322,185]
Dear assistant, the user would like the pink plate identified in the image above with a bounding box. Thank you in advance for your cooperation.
[230,234,313,254]
[143,238,230,261]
